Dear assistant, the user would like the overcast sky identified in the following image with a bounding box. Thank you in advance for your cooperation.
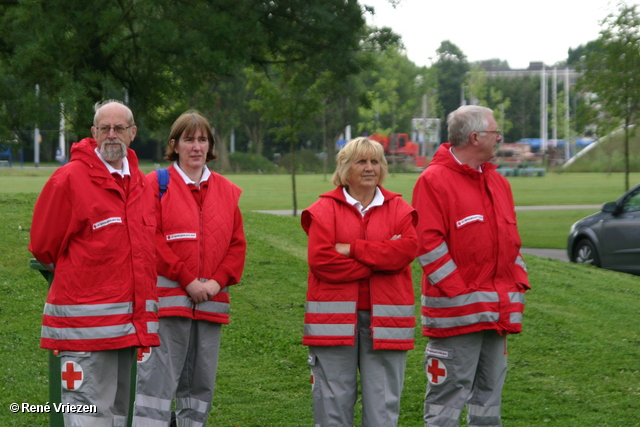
[362,0,638,69]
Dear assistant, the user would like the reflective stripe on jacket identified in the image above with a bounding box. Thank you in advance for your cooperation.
[412,143,529,338]
[147,166,246,324]
[301,186,418,350]
[30,138,160,351]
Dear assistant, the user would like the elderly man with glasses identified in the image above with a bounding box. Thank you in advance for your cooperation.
[30,100,160,427]
[412,105,530,427]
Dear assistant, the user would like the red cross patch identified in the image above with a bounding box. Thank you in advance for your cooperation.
[61,361,83,390]
[137,347,152,363]
[427,357,447,384]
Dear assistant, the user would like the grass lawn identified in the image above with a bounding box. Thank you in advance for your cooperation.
[2,167,629,250]
[1,166,638,208]
[1,192,639,426]
[0,164,630,249]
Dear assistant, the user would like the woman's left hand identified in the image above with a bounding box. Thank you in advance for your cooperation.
[335,235,400,257]
[185,279,221,303]
[335,243,351,256]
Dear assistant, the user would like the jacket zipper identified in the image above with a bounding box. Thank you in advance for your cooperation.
[196,204,204,314]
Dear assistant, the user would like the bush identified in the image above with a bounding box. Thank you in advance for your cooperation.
[225,152,281,174]
[275,149,327,174]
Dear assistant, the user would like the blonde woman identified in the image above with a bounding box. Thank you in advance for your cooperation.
[301,137,418,426]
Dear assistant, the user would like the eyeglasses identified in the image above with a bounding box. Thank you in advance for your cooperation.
[95,125,134,135]
[479,130,502,137]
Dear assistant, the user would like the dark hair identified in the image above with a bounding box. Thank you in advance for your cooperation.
[164,111,217,162]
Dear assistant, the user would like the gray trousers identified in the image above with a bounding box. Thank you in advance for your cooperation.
[133,317,222,427]
[308,310,408,427]
[58,347,135,427]
[423,330,507,427]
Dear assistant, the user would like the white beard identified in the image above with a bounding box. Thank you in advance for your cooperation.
[100,141,127,162]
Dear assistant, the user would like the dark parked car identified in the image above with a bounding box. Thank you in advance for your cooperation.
[567,183,640,275]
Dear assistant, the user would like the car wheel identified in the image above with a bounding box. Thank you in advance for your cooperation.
[573,239,600,267]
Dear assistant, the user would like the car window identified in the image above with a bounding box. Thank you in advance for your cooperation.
[622,190,640,213]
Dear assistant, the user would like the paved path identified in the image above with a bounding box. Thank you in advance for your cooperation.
[520,247,568,262]
[514,205,601,211]
[252,205,591,263]
[253,205,602,217]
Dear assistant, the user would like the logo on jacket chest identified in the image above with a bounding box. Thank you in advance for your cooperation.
[92,217,123,230]
[165,233,197,241]
[456,214,484,228]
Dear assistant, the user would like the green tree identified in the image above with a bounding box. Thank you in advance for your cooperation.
[481,75,541,142]
[567,40,602,66]
[578,4,640,190]
[357,43,431,136]
[247,64,329,215]
[312,75,366,179]
[466,65,513,137]
[0,0,370,144]
[433,40,469,141]
[314,25,402,177]
[467,66,513,133]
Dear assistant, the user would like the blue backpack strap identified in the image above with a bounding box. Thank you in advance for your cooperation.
[156,168,169,200]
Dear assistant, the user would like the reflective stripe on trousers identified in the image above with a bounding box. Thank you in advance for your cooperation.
[131,394,172,427]
[59,348,135,427]
[133,317,221,427]
[424,331,506,427]
[309,310,407,427]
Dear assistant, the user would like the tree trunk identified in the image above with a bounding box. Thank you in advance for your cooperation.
[216,132,232,173]
[624,119,630,191]
[244,121,264,156]
[322,104,328,181]
[290,135,297,217]
[155,139,164,163]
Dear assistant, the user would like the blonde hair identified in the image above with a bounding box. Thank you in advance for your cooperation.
[332,137,388,187]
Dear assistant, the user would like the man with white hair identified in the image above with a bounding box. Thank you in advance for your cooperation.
[412,105,530,427]
[30,100,160,427]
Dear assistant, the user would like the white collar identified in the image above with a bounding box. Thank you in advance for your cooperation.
[174,162,210,185]
[449,146,482,172]
[95,148,130,177]
[343,186,384,216]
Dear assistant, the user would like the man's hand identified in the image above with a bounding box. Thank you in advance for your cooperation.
[185,279,221,303]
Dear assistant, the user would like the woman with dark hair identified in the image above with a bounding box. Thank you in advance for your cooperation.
[133,111,246,426]
[301,137,418,426]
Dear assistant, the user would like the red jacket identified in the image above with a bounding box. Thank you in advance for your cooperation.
[412,143,529,338]
[301,186,418,350]
[29,138,160,351]
[147,166,246,324]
